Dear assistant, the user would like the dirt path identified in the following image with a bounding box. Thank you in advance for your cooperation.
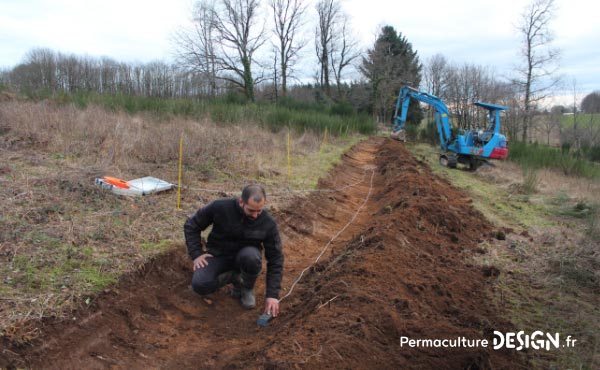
[1,138,522,369]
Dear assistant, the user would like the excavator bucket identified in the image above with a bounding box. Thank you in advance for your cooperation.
[391,129,406,142]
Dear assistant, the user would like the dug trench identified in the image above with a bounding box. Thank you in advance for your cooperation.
[0,137,524,369]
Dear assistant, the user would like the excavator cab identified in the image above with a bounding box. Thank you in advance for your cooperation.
[473,102,509,160]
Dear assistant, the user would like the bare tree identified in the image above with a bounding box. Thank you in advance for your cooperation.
[497,83,523,141]
[174,0,267,101]
[423,54,449,123]
[538,110,561,145]
[0,68,9,89]
[514,0,561,142]
[445,63,496,130]
[213,0,267,101]
[172,0,219,97]
[17,48,58,93]
[315,0,339,98]
[314,0,359,100]
[571,78,581,149]
[270,0,307,99]
[271,50,279,101]
[330,15,361,100]
[423,54,448,98]
[8,46,210,98]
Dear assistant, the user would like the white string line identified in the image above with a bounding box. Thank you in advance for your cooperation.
[279,167,376,302]
[180,169,369,197]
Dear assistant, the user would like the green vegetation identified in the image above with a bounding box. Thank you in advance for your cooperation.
[556,113,600,163]
[53,91,376,136]
[508,141,600,179]
[5,241,118,294]
[140,240,172,253]
[277,136,361,191]
[560,113,600,128]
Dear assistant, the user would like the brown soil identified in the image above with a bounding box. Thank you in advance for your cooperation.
[0,138,524,369]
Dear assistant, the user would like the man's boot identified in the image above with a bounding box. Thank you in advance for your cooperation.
[229,272,242,298]
[216,270,236,289]
[239,271,258,309]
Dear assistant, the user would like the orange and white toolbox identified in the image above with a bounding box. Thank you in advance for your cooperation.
[95,176,175,196]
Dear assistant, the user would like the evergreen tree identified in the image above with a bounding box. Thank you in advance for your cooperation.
[360,26,422,125]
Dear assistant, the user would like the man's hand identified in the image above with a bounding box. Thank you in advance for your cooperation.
[193,254,213,271]
[265,297,280,317]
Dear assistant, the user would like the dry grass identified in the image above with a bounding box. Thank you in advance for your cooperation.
[2,101,267,175]
[477,169,599,368]
[0,100,360,342]
[475,159,600,205]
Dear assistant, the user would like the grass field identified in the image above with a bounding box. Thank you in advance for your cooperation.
[560,113,600,128]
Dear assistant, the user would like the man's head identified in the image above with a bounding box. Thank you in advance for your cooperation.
[239,184,266,220]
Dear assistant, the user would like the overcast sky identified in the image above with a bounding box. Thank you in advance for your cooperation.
[1,0,598,101]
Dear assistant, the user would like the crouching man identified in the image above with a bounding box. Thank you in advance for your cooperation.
[184,184,283,317]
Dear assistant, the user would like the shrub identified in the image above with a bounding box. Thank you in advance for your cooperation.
[522,167,539,194]
[584,145,600,162]
[508,141,600,179]
[419,120,439,145]
[34,92,376,137]
[329,101,355,116]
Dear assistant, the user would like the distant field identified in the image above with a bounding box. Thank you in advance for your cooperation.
[525,113,599,148]
[560,113,600,128]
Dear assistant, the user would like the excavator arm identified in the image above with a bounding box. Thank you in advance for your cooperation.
[392,86,453,150]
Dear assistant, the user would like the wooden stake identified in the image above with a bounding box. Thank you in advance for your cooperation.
[177,136,183,210]
[287,130,291,182]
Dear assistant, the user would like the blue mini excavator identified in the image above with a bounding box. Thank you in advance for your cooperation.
[392,85,509,171]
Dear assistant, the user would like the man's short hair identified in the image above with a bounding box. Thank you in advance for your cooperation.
[241,184,266,203]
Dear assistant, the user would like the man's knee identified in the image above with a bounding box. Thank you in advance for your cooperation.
[192,271,218,296]
[237,246,262,275]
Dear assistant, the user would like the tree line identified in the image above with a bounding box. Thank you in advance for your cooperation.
[0,48,217,98]
[1,0,598,149]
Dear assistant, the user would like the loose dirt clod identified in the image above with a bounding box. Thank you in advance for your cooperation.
[0,138,523,369]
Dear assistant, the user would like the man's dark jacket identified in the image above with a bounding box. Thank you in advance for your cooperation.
[184,198,283,298]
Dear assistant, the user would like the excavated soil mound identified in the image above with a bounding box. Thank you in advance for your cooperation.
[0,138,522,369]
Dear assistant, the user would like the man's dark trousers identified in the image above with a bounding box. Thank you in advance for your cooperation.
[191,246,261,295]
